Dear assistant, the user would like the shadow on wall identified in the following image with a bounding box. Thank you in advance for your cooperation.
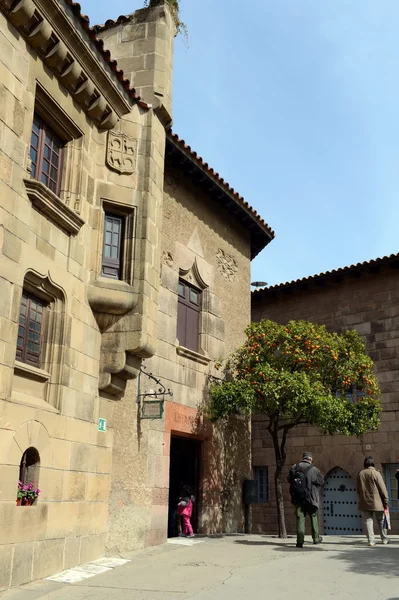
[190,387,251,534]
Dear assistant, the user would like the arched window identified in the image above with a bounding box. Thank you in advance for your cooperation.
[17,448,40,506]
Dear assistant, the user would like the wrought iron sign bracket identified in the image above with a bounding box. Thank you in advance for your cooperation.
[136,365,173,419]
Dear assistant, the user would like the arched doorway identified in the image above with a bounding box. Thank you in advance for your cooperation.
[323,467,362,535]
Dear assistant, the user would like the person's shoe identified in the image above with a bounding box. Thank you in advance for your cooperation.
[296,542,303,548]
[368,542,376,547]
[187,533,195,538]
[178,533,186,537]
[382,539,389,545]
[313,537,323,545]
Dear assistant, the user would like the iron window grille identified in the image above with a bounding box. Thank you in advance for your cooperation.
[385,464,399,512]
[254,466,269,503]
[16,292,45,368]
[177,280,201,353]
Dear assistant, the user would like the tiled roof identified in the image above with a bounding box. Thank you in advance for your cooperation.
[94,15,132,32]
[64,1,150,109]
[167,132,276,248]
[252,252,399,296]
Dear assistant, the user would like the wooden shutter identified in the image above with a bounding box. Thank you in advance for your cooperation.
[176,281,201,352]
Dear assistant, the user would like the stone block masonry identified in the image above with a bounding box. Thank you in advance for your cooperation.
[252,264,399,536]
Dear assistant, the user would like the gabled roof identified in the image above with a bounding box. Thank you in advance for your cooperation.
[252,253,399,298]
[165,132,275,259]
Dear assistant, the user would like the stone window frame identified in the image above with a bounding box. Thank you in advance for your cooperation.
[176,263,211,365]
[16,291,45,368]
[14,270,66,410]
[24,83,85,236]
[176,279,201,353]
[30,113,64,196]
[99,199,136,285]
[253,466,269,503]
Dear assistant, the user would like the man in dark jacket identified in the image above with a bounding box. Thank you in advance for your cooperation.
[287,451,324,548]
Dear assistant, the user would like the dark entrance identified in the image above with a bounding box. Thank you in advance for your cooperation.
[168,435,201,537]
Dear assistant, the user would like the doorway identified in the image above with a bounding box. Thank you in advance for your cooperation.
[168,435,201,538]
[323,467,362,535]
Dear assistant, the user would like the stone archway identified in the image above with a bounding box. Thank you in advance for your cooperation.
[5,420,53,469]
[316,446,364,481]
[315,447,364,536]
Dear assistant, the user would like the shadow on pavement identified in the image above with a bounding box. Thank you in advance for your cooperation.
[325,546,399,577]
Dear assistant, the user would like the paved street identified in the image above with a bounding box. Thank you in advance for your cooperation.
[1,535,398,600]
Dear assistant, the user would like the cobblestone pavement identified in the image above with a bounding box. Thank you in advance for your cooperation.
[1,535,398,600]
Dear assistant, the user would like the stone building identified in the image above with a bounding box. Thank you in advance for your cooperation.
[0,0,274,588]
[251,253,399,537]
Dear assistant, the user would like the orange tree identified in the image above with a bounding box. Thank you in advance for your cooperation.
[208,319,381,538]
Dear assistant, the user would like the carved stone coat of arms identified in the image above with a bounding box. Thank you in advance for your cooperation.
[106,131,138,174]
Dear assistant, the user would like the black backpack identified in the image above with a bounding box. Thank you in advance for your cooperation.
[290,464,313,504]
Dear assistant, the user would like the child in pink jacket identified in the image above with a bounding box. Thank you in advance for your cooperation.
[177,485,195,537]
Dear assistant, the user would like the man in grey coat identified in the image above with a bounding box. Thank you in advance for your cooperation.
[287,451,324,548]
[357,456,389,546]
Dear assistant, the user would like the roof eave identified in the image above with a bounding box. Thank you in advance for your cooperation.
[165,134,275,260]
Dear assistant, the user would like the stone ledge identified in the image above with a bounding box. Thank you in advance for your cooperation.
[24,179,84,235]
[176,346,211,365]
[88,279,138,332]
[14,360,50,382]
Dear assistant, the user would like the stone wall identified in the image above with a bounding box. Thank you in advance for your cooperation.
[0,0,173,588]
[106,159,254,552]
[251,266,399,535]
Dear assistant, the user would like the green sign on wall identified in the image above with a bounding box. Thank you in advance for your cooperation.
[98,418,107,432]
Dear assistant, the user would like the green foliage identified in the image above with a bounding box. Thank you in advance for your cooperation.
[143,0,187,37]
[209,320,381,435]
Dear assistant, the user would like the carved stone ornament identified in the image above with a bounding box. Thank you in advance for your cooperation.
[216,249,238,282]
[106,131,138,174]
[162,251,173,268]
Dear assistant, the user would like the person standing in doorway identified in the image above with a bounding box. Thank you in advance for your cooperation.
[357,457,389,546]
[177,485,195,537]
[287,451,324,548]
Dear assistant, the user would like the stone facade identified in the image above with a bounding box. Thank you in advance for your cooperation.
[0,0,274,588]
[105,131,271,552]
[251,256,399,536]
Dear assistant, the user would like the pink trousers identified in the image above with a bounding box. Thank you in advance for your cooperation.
[181,514,193,536]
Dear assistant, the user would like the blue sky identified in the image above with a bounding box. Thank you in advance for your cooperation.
[86,0,399,285]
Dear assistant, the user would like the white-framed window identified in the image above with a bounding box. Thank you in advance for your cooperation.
[254,466,269,503]
[385,464,399,512]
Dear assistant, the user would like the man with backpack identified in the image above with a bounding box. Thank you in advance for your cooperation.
[287,451,324,548]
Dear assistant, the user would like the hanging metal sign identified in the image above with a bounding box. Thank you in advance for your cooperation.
[142,400,164,420]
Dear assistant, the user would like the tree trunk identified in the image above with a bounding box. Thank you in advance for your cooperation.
[274,459,287,538]
[270,425,289,538]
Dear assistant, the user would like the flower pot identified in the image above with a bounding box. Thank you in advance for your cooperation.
[16,498,22,506]
[24,498,32,506]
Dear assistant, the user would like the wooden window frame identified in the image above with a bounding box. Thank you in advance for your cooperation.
[16,292,46,368]
[30,114,64,196]
[254,466,269,503]
[101,213,125,280]
[177,280,201,353]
